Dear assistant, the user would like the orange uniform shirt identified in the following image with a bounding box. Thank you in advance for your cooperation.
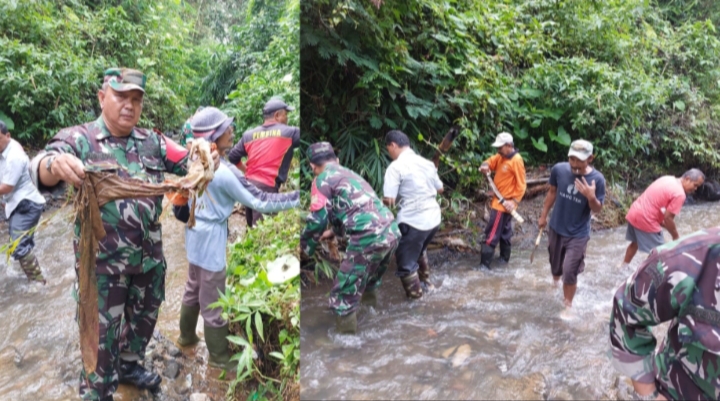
[485,152,527,212]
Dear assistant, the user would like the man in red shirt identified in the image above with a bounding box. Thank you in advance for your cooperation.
[621,169,705,268]
[227,98,300,227]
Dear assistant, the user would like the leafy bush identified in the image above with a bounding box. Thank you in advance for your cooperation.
[214,155,300,400]
[0,0,211,145]
[301,0,720,192]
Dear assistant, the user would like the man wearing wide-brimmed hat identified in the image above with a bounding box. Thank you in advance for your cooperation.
[30,68,219,401]
[173,107,300,369]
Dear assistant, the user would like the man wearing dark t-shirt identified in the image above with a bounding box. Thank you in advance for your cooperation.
[538,140,605,320]
[228,98,300,227]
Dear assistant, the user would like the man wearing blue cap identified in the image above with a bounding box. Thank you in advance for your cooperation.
[227,97,300,227]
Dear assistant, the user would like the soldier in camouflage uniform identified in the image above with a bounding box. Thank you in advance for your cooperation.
[301,142,400,334]
[609,226,720,400]
[30,68,218,401]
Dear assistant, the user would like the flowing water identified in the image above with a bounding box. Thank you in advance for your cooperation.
[300,203,720,400]
[0,204,231,401]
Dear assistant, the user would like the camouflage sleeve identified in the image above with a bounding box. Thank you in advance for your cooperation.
[609,239,702,383]
[300,175,332,256]
[160,134,189,176]
[181,120,193,146]
[44,128,82,158]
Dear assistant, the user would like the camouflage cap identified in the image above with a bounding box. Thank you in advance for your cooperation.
[307,142,336,164]
[103,68,146,93]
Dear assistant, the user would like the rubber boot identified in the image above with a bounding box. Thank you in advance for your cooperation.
[499,241,511,264]
[18,252,46,284]
[417,253,435,292]
[204,324,236,371]
[400,272,423,299]
[478,244,494,270]
[100,396,114,401]
[361,288,378,307]
[177,304,201,347]
[335,311,357,334]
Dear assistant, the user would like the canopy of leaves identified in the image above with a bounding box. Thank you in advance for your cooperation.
[0,0,215,145]
[301,0,720,191]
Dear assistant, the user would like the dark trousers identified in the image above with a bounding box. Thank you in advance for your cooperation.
[245,179,279,228]
[8,199,44,260]
[395,223,439,277]
[481,209,513,266]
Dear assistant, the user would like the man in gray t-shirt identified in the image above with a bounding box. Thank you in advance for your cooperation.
[0,120,47,284]
[538,140,605,320]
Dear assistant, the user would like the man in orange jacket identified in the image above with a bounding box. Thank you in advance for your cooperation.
[478,132,526,270]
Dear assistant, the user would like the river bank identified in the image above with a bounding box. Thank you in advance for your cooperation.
[0,199,246,401]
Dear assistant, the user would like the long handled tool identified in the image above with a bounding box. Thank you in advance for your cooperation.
[530,230,543,263]
[485,172,524,224]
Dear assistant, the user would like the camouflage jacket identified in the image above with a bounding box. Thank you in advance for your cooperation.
[610,227,720,400]
[44,117,189,275]
[301,163,399,256]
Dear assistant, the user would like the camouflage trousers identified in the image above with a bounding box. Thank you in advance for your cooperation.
[78,265,165,400]
[329,234,399,316]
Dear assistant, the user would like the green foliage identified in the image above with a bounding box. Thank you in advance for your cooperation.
[215,205,301,399]
[201,0,300,139]
[301,0,720,192]
[0,0,212,145]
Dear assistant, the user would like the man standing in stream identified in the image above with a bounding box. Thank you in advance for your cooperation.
[538,139,605,320]
[29,68,219,401]
[477,132,526,270]
[620,169,704,269]
[382,130,443,299]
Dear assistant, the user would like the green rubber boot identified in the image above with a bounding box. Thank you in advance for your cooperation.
[204,324,235,371]
[361,288,378,308]
[18,252,46,285]
[177,304,201,347]
[400,272,423,299]
[335,311,357,334]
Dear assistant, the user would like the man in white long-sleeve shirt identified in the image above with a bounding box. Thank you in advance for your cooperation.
[383,130,443,299]
[173,107,300,369]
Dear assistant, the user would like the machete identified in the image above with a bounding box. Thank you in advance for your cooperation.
[485,172,524,224]
[530,229,543,263]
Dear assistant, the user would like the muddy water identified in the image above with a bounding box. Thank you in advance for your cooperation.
[300,203,720,400]
[0,204,233,401]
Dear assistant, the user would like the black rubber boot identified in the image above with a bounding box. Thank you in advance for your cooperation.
[204,324,235,370]
[118,361,162,390]
[177,304,201,347]
[417,253,435,292]
[499,241,511,264]
[335,311,357,334]
[400,272,423,299]
[100,395,114,401]
[478,244,494,270]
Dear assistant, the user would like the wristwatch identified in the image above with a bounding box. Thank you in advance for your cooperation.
[632,390,658,401]
[45,155,57,174]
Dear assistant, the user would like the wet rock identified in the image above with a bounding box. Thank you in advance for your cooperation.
[164,360,180,379]
[190,394,211,401]
[442,344,472,367]
[180,373,193,394]
[167,345,182,357]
